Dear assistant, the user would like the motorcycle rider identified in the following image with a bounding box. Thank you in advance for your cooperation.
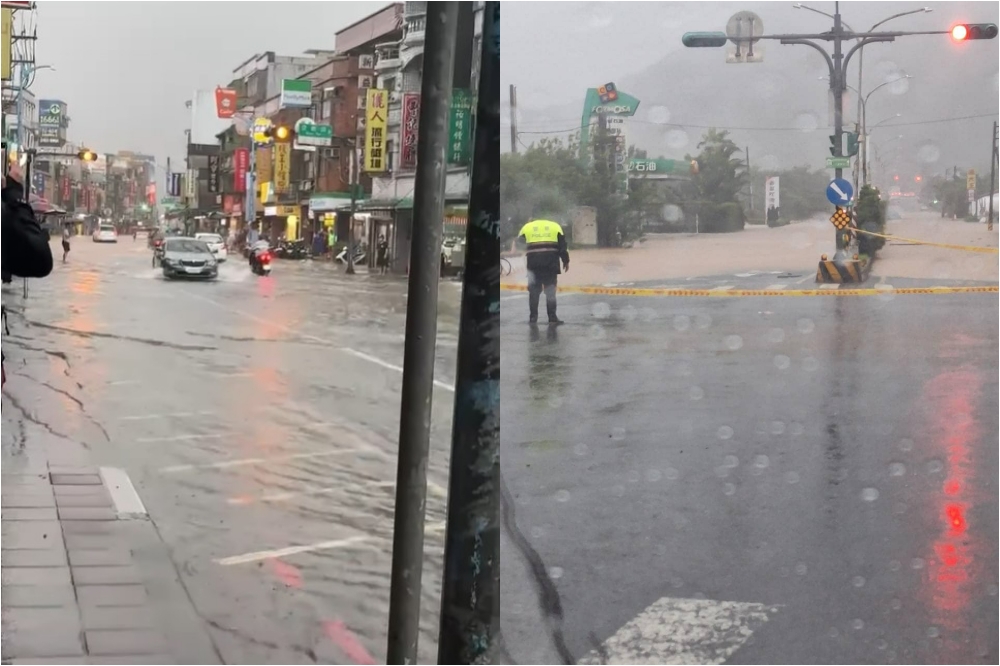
[249,238,271,272]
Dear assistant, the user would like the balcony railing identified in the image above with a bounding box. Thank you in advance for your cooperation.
[403,16,426,44]
[374,47,401,72]
[404,1,426,17]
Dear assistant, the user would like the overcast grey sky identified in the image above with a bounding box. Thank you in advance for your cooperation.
[31,1,388,175]
[502,2,1000,175]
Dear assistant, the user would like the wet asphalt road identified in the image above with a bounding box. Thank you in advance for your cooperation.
[500,277,999,664]
[2,238,461,664]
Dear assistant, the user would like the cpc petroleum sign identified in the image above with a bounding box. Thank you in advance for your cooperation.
[586,82,640,118]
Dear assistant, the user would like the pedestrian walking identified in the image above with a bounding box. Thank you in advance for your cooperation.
[327,228,337,261]
[517,218,569,325]
[61,224,72,263]
[376,234,390,275]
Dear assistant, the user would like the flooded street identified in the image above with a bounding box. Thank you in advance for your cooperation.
[2,239,460,664]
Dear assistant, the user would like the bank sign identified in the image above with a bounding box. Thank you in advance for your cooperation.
[38,99,66,147]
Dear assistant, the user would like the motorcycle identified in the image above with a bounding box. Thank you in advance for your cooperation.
[249,246,273,276]
[274,238,309,260]
[151,238,165,267]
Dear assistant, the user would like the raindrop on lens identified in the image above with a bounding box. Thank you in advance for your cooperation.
[640,307,657,322]
[664,467,680,480]
[795,563,808,576]
[918,143,941,164]
[673,315,691,331]
[789,422,804,436]
[876,639,888,650]
[723,483,736,496]
[694,313,712,329]
[611,428,626,441]
[723,455,740,469]
[795,112,819,132]
[665,129,689,150]
[911,558,925,570]
[662,204,684,223]
[926,459,944,475]
[646,469,663,483]
[774,355,791,370]
[574,443,589,456]
[627,470,641,484]
[611,484,626,498]
[861,488,880,502]
[717,426,734,440]
[592,302,612,320]
[890,598,902,610]
[828,627,840,638]
[754,455,770,469]
[785,471,800,485]
[852,619,864,631]
[771,421,786,435]
[715,466,730,479]
[555,490,571,503]
[767,328,786,343]
[898,438,914,453]
[802,357,819,372]
[927,626,940,639]
[724,335,743,350]
[589,324,607,340]
[852,575,866,588]
[621,305,638,322]
[797,318,815,334]
[647,105,671,124]
[549,566,564,580]
[889,560,902,572]
[690,386,704,400]
[530,526,545,539]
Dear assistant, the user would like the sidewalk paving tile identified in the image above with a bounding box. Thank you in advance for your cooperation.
[57,507,117,521]
[0,628,86,660]
[53,493,112,508]
[1,584,76,608]
[79,605,156,631]
[77,583,149,608]
[2,565,72,586]
[85,630,169,656]
[49,474,102,486]
[1,508,59,521]
[2,548,68,568]
[68,549,133,567]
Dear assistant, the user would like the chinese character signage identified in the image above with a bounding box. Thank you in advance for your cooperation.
[168,172,182,197]
[448,89,473,166]
[400,93,420,170]
[215,87,238,119]
[255,146,272,184]
[273,142,291,194]
[364,88,388,172]
[38,100,67,148]
[765,176,780,212]
[233,148,249,193]
[207,155,220,194]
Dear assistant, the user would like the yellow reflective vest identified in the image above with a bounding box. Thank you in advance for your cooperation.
[518,219,568,274]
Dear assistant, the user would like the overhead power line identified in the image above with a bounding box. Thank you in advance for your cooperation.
[516,111,1000,136]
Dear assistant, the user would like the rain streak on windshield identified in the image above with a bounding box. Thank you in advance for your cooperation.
[501,2,998,665]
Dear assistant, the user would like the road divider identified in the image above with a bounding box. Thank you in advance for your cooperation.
[854,228,1000,254]
[500,284,999,298]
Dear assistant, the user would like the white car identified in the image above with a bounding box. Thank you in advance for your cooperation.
[195,233,228,262]
[93,225,118,243]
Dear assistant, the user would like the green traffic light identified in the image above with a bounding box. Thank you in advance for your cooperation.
[682,31,728,48]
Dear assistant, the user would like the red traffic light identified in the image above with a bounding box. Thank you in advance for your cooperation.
[915,175,922,182]
[893,175,900,181]
[951,23,998,40]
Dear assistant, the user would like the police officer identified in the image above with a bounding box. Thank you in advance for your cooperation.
[518,218,569,325]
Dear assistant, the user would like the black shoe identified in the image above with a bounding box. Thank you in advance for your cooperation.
[548,318,564,325]
[529,317,538,324]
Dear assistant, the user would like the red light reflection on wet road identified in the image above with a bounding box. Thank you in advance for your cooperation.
[922,364,983,645]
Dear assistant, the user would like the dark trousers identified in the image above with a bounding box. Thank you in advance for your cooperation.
[528,270,558,322]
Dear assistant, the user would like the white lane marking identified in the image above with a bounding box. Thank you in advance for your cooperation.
[137,433,228,443]
[108,380,141,386]
[341,348,455,393]
[118,411,215,421]
[795,274,815,285]
[875,283,894,291]
[208,372,255,379]
[501,295,526,302]
[819,283,840,290]
[709,286,734,292]
[158,448,364,474]
[98,467,148,520]
[215,535,373,566]
[183,290,457,393]
[577,597,778,665]
[227,479,447,505]
[764,284,787,291]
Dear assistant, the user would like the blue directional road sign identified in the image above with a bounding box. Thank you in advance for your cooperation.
[826,178,854,206]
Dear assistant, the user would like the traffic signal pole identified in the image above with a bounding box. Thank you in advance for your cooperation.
[989,121,998,231]
[385,2,458,663]
[437,4,501,663]
[681,9,996,262]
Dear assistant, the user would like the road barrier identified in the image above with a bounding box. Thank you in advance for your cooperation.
[816,259,866,283]
[854,228,1000,254]
[499,284,999,298]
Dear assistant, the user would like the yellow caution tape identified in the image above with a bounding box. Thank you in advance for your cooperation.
[854,228,999,254]
[500,284,999,298]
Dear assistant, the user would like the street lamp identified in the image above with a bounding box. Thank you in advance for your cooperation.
[861,76,911,184]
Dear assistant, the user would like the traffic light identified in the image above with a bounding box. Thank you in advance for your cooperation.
[265,126,293,142]
[829,135,838,157]
[682,32,728,48]
[951,23,998,40]
[846,132,859,157]
[78,149,97,162]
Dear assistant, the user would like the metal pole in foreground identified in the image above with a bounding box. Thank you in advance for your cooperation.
[832,2,848,259]
[385,2,458,663]
[989,121,997,231]
[346,144,357,275]
[437,2,500,664]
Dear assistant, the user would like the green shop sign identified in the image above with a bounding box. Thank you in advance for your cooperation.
[448,89,473,166]
[627,158,687,175]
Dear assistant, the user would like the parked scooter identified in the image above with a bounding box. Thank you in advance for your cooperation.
[274,238,309,260]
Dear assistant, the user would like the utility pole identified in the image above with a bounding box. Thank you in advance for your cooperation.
[745,145,753,211]
[385,2,458,664]
[345,142,357,275]
[989,120,998,231]
[437,3,500,663]
[509,84,518,153]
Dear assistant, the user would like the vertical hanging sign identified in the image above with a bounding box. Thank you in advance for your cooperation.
[364,88,388,172]
[274,142,291,194]
[400,93,421,169]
